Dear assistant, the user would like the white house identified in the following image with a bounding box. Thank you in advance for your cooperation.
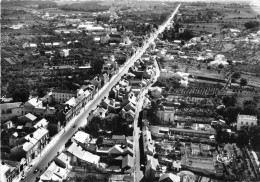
[237,114,258,130]
[157,106,175,124]
[60,49,70,57]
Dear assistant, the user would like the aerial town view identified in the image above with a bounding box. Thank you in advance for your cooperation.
[1,0,260,182]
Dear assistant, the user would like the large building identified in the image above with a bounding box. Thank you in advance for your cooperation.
[52,89,77,104]
[237,114,258,130]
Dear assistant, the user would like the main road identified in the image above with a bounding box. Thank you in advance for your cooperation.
[21,4,181,182]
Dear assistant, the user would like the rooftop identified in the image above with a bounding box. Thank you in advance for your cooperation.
[73,131,90,144]
[0,102,23,110]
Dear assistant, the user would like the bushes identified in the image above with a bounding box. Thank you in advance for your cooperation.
[244,21,260,29]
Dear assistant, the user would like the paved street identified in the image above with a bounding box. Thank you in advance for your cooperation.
[18,4,181,182]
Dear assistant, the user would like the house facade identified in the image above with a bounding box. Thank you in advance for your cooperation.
[11,127,49,165]
[237,114,258,130]
[157,107,175,124]
[1,102,24,122]
[52,89,77,104]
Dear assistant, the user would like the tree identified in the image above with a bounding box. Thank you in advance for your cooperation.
[236,129,249,146]
[224,106,242,125]
[232,72,241,79]
[47,123,58,137]
[240,78,247,87]
[222,96,237,107]
[90,58,104,75]
[12,88,30,102]
[179,29,195,41]
[103,113,119,131]
[244,21,260,29]
[86,116,102,137]
[243,105,258,115]
[218,64,224,69]
[37,89,45,98]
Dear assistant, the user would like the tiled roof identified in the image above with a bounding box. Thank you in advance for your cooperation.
[0,102,22,109]
[67,142,100,164]
[122,154,134,168]
[73,131,89,144]
[34,118,48,128]
[24,113,37,121]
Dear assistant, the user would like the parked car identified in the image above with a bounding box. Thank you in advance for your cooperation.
[34,167,40,174]
[21,175,25,181]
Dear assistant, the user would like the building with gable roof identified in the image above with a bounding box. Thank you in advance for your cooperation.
[66,142,100,166]
[145,156,159,181]
[40,161,68,182]
[122,154,134,172]
[18,113,37,125]
[0,162,17,182]
[87,106,108,122]
[10,127,49,164]
[159,173,180,182]
[72,131,90,150]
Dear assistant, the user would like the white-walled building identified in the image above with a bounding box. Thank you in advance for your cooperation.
[237,114,258,130]
[52,90,77,104]
[157,107,175,124]
[60,49,70,57]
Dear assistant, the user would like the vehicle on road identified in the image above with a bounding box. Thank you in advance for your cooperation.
[73,124,77,128]
[33,167,40,174]
[21,175,25,181]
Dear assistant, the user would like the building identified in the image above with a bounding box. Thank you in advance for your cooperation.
[52,89,77,104]
[18,113,37,125]
[142,126,155,156]
[66,142,100,166]
[72,131,90,150]
[10,127,49,165]
[157,107,175,124]
[159,173,180,182]
[145,156,159,181]
[1,102,24,122]
[237,114,258,130]
[24,98,43,114]
[33,118,48,129]
[90,76,102,91]
[108,174,134,182]
[0,162,17,182]
[87,106,108,122]
[40,161,68,182]
[60,49,70,57]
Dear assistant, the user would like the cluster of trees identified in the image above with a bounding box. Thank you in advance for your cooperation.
[179,29,195,41]
[38,1,57,9]
[145,100,162,125]
[244,21,260,29]
[84,113,133,138]
[60,2,109,12]
[215,123,260,149]
[217,95,259,126]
